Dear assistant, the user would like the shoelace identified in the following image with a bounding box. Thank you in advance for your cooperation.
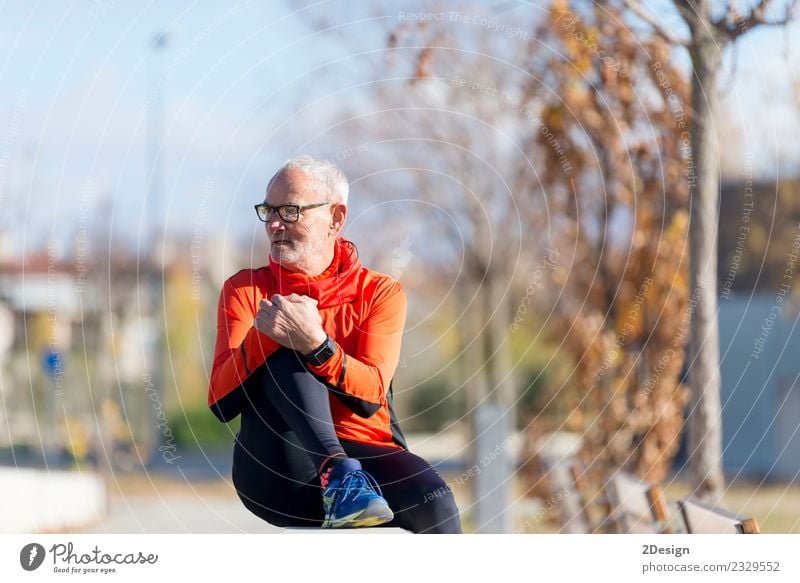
[336,470,384,502]
[320,466,334,490]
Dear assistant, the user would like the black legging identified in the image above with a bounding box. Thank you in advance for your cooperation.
[231,348,462,533]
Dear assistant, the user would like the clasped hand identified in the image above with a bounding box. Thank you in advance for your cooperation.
[253,293,327,355]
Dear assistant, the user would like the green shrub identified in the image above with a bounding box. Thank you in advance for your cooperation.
[169,405,240,450]
[405,378,466,432]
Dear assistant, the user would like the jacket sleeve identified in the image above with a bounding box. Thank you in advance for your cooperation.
[208,278,280,422]
[306,279,406,418]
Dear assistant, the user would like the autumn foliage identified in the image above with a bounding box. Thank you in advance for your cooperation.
[527,0,692,484]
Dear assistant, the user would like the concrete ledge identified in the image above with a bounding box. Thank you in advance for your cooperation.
[0,467,106,533]
[284,527,411,534]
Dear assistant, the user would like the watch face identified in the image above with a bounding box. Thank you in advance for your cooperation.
[308,337,335,365]
[319,338,335,358]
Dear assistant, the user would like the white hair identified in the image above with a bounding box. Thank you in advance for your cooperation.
[269,155,349,205]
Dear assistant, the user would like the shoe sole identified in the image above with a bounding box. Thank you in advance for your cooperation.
[324,499,394,529]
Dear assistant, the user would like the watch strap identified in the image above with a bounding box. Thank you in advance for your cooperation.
[304,335,336,366]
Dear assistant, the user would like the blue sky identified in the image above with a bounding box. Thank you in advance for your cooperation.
[0,0,359,257]
[1,0,799,260]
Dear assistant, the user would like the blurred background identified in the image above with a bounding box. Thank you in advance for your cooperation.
[1,0,800,534]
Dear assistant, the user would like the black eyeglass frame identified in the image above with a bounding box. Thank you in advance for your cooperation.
[254,200,332,223]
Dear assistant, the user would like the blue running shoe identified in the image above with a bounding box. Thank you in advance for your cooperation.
[320,458,393,528]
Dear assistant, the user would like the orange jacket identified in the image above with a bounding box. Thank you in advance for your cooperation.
[208,238,407,448]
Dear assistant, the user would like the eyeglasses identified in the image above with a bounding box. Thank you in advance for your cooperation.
[254,201,332,223]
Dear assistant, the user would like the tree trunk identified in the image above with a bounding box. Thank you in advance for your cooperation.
[686,22,725,503]
[475,271,515,533]
[483,269,516,407]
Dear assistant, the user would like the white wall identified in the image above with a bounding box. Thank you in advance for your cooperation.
[0,468,106,533]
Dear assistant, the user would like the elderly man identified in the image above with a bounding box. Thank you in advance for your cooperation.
[208,156,461,532]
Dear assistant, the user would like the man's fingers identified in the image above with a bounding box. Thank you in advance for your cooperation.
[254,313,273,332]
[268,293,318,308]
[257,306,274,322]
[260,298,273,309]
[282,293,317,305]
[293,294,318,305]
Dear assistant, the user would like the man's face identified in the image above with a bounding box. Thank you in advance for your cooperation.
[264,168,333,271]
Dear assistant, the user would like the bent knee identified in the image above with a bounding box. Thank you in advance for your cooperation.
[421,480,458,512]
[395,474,461,533]
[235,486,322,528]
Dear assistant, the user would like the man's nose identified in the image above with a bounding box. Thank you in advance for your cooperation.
[267,214,285,233]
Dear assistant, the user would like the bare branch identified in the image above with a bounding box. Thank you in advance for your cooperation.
[716,0,799,40]
[672,0,696,29]
[622,0,690,46]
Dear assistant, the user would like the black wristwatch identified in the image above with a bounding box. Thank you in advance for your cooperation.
[303,335,337,366]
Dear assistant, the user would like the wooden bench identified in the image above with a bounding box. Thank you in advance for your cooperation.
[568,463,613,533]
[538,459,597,533]
[604,471,671,534]
[678,496,760,534]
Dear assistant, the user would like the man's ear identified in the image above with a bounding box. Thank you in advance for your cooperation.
[330,203,346,235]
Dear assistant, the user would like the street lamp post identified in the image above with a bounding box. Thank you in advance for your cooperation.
[144,31,169,467]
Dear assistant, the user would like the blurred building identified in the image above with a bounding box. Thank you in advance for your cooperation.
[718,295,800,480]
[0,232,229,467]
[0,250,87,451]
[713,178,800,479]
